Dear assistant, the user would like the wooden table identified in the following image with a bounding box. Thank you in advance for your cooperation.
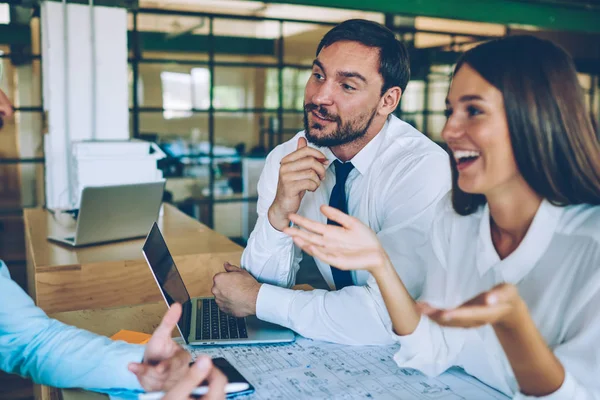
[24,204,243,314]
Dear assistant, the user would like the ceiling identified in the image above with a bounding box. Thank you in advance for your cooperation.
[518,0,600,9]
[255,0,600,34]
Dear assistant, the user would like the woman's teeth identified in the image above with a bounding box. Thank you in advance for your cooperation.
[454,150,481,164]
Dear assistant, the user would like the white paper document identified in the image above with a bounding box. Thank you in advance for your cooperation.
[188,337,510,399]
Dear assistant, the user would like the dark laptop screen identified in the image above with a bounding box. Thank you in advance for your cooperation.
[142,223,191,337]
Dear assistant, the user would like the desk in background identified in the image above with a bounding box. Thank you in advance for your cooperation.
[24,203,243,314]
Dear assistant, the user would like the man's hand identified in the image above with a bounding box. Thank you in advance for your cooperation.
[128,303,192,392]
[162,356,227,400]
[212,263,261,317]
[268,137,329,231]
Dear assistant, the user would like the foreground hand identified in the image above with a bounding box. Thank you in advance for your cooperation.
[268,137,329,231]
[162,356,227,400]
[283,205,387,273]
[212,263,261,317]
[129,303,192,391]
[417,283,524,329]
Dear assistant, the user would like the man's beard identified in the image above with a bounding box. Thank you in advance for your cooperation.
[303,103,378,147]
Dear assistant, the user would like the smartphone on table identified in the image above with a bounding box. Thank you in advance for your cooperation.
[138,357,255,399]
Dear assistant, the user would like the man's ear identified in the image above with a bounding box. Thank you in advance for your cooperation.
[378,86,402,116]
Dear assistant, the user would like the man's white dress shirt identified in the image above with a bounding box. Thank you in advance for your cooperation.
[242,115,452,345]
[395,195,600,399]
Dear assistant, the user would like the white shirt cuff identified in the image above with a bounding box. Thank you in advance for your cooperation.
[259,216,294,249]
[256,284,294,328]
[513,371,578,400]
[393,315,456,377]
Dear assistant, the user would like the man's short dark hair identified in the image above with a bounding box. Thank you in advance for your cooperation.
[316,19,410,95]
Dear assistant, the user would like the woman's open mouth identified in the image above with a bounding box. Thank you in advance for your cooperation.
[454,150,481,171]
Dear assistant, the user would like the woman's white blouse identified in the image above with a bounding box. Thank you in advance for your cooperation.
[394,195,600,400]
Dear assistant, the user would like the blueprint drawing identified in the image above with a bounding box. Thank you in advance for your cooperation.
[187,337,510,400]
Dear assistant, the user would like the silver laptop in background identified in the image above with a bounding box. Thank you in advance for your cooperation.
[142,222,296,346]
[48,181,165,247]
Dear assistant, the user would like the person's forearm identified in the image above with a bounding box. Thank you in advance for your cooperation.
[493,300,565,397]
[256,284,397,345]
[371,255,420,336]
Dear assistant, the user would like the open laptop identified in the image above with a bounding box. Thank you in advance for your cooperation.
[142,222,296,346]
[48,181,165,247]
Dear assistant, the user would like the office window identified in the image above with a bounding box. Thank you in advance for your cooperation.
[161,71,193,119]
[0,4,9,24]
[265,70,278,109]
[128,64,144,108]
[161,67,260,111]
[191,68,210,109]
[213,86,247,109]
[427,73,451,141]
[400,80,425,133]
[265,68,311,110]
[283,68,311,110]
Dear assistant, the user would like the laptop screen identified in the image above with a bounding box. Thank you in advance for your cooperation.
[142,223,191,338]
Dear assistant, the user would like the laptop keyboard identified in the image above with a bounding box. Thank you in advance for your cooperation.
[196,298,248,340]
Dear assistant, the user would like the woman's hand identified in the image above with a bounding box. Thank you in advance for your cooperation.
[419,283,566,397]
[283,204,389,273]
[286,204,419,335]
[417,283,524,329]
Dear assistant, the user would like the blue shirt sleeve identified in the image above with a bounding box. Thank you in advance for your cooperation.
[0,261,145,393]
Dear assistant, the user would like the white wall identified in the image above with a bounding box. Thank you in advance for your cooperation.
[41,2,129,208]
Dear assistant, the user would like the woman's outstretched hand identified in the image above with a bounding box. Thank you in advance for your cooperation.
[284,204,388,273]
[417,283,523,328]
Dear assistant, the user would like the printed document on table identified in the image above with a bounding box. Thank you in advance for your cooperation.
[188,337,510,399]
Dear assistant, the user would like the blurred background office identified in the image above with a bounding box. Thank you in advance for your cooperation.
[0,1,599,397]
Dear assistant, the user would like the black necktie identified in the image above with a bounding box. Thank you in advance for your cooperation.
[328,160,355,289]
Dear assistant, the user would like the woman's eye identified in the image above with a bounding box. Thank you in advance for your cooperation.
[342,84,355,91]
[467,105,482,117]
[313,73,324,80]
